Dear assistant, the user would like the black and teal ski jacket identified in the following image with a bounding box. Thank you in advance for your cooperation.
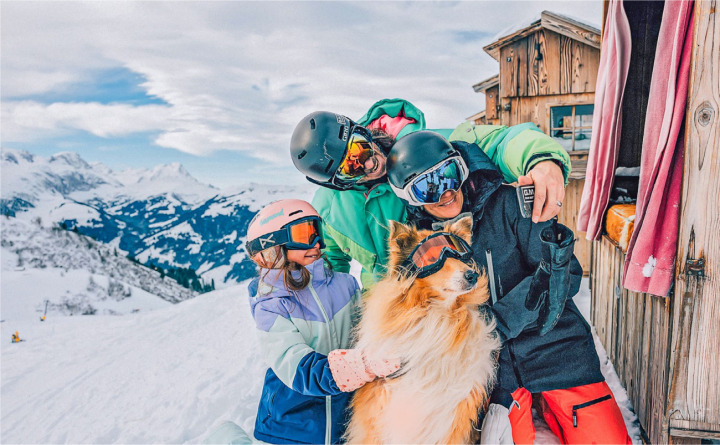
[406,141,604,395]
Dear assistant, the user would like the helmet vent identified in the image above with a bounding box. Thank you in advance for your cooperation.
[310,119,316,130]
[297,150,307,160]
[324,160,334,173]
[338,125,345,139]
[288,210,302,217]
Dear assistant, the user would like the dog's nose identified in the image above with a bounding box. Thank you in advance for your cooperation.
[464,270,479,285]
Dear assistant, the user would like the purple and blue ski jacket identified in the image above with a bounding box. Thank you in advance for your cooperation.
[249,258,361,444]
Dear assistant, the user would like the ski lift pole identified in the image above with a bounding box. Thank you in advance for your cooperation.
[41,300,48,321]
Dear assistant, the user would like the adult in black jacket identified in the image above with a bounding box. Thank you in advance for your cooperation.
[386,131,630,444]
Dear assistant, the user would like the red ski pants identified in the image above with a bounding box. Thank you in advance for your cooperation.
[508,382,631,444]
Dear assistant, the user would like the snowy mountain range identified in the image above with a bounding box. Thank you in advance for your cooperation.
[1,148,317,288]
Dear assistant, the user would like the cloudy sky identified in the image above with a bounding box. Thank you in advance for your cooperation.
[1,1,601,189]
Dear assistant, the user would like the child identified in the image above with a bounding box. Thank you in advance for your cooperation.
[246,199,398,445]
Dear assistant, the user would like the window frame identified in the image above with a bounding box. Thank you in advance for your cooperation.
[547,102,594,152]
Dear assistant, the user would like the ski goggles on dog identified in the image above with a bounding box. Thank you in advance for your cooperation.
[246,216,325,258]
[400,232,473,278]
[391,156,469,206]
[332,126,376,187]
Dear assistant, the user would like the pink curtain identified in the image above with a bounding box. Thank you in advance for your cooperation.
[623,0,694,296]
[577,0,632,239]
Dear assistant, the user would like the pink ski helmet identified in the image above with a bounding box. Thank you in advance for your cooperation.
[246,199,324,268]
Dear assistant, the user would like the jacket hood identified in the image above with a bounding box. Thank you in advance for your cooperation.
[406,140,504,227]
[249,258,332,317]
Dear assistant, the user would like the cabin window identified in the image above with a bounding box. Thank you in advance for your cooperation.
[550,104,594,151]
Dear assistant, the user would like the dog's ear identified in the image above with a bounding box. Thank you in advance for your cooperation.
[388,220,419,274]
[445,215,473,243]
[388,220,416,252]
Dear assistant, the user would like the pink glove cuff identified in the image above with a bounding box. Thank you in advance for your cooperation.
[328,349,375,392]
[364,355,402,378]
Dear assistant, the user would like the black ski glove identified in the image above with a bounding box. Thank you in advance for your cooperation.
[538,222,576,336]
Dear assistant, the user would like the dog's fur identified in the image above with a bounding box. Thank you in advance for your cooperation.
[345,216,499,444]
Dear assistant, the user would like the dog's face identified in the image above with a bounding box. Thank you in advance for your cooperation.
[387,216,488,309]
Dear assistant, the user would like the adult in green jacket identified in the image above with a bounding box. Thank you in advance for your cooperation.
[290,98,571,288]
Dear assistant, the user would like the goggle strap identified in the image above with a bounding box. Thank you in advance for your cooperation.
[247,216,323,256]
[247,229,289,257]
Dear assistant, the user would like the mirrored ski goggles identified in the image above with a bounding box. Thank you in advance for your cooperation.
[400,232,473,278]
[332,127,375,187]
[391,156,469,206]
[246,216,325,257]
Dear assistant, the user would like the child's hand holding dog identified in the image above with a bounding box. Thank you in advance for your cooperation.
[328,349,401,392]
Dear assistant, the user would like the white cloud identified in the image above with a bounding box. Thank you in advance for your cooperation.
[1,1,602,164]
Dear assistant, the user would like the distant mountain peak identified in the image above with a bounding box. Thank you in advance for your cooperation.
[2,148,36,164]
[49,151,91,169]
[146,162,193,181]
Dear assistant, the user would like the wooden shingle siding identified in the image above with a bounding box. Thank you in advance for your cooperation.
[591,238,673,443]
[499,29,599,99]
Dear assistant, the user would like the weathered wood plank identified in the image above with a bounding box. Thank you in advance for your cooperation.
[486,85,499,121]
[484,21,542,61]
[571,39,601,93]
[669,0,720,432]
[559,35,573,94]
[500,45,519,98]
[632,291,646,426]
[527,33,540,97]
[541,11,601,49]
[649,295,672,444]
[542,30,561,96]
[637,292,651,432]
[669,419,720,436]
[517,39,528,98]
[591,237,673,442]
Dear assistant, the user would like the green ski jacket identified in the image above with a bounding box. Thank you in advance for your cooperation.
[312,98,571,288]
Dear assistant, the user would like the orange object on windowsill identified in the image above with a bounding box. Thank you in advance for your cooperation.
[605,204,636,252]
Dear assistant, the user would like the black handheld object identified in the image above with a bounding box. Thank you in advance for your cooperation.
[516,185,535,218]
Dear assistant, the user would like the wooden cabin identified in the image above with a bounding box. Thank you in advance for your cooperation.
[472,11,601,273]
[590,1,719,443]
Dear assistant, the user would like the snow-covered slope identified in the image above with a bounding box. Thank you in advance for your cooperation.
[0,284,264,444]
[1,217,196,320]
[0,278,642,444]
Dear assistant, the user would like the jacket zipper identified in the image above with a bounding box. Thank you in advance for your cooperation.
[486,249,523,386]
[487,249,524,387]
[572,394,611,427]
[485,249,498,304]
[507,341,524,388]
[307,280,336,445]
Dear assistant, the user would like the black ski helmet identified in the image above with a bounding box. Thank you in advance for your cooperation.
[387,131,458,189]
[290,111,356,187]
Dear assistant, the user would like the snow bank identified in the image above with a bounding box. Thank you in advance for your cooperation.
[1,278,641,444]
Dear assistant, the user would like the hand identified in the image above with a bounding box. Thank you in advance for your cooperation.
[480,403,513,444]
[328,349,401,392]
[517,160,565,223]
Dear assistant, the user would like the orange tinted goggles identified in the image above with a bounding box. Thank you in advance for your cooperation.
[288,219,321,246]
[402,233,473,278]
[246,216,325,257]
[334,130,375,184]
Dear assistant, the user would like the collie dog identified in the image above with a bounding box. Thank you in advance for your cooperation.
[345,216,499,444]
